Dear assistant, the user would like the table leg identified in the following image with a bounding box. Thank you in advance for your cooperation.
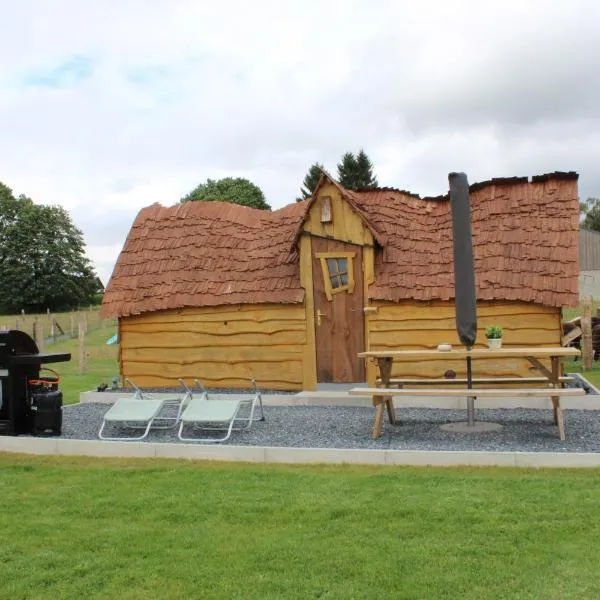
[556,403,566,442]
[527,355,566,439]
[550,356,565,439]
[385,399,396,424]
[551,396,565,440]
[376,357,397,427]
[378,357,393,386]
[372,397,384,439]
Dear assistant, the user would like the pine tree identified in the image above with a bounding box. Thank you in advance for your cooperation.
[336,152,359,190]
[336,150,378,190]
[354,149,378,189]
[297,162,325,201]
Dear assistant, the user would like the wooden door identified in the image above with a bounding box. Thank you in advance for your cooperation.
[312,237,365,382]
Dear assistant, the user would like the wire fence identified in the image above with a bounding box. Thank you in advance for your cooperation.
[0,309,116,347]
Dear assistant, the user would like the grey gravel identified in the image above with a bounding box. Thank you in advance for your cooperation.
[56,402,600,453]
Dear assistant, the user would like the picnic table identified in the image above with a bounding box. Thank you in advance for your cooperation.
[352,347,583,440]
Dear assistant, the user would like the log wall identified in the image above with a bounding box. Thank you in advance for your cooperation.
[367,300,562,383]
[120,304,306,389]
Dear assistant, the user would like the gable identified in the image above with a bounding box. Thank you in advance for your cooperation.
[301,182,374,246]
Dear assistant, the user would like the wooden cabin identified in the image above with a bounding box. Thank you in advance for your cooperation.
[100,171,580,390]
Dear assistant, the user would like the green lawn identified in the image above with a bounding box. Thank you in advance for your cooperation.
[0,455,599,600]
[44,322,119,404]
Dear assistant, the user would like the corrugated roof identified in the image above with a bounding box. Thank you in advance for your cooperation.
[101,172,580,318]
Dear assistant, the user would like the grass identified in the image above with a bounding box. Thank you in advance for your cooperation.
[564,356,600,388]
[0,307,106,340]
[39,322,119,405]
[1,454,600,600]
[562,299,600,322]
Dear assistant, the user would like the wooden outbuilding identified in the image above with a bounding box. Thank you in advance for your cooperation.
[101,171,580,390]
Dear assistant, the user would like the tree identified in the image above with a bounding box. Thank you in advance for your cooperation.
[297,162,325,201]
[0,183,99,313]
[181,177,271,210]
[581,197,600,232]
[336,149,378,191]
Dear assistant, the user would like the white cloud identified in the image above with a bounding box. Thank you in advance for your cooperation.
[1,0,599,283]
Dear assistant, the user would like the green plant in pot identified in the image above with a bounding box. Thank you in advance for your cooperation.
[485,326,503,349]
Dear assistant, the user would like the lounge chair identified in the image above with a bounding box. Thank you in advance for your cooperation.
[98,378,189,441]
[177,379,265,443]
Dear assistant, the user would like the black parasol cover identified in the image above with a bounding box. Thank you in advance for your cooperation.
[448,172,477,348]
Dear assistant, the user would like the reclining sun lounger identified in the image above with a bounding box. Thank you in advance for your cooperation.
[98,378,189,441]
[177,379,265,443]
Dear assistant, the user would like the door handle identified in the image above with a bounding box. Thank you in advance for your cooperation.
[317,309,327,326]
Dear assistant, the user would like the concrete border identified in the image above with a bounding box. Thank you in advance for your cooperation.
[2,435,600,468]
[81,388,600,410]
[12,381,595,468]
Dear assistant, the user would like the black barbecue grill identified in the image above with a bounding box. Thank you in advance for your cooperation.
[0,329,70,436]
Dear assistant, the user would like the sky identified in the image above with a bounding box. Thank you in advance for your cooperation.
[2,0,600,285]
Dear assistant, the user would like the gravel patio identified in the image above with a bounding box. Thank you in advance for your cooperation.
[61,400,600,454]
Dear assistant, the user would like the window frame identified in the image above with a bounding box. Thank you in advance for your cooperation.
[314,251,355,301]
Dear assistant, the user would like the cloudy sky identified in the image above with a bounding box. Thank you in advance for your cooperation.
[2,0,599,284]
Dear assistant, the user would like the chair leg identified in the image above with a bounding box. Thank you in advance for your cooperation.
[99,419,155,441]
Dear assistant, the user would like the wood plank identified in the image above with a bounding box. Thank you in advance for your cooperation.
[363,245,376,387]
[377,376,574,386]
[582,295,593,370]
[359,347,580,359]
[121,372,303,390]
[124,359,303,386]
[122,330,306,348]
[372,301,559,320]
[299,234,317,391]
[124,304,305,325]
[121,346,303,363]
[349,387,585,397]
[369,330,559,347]
[121,319,306,335]
[561,326,582,346]
[370,315,559,332]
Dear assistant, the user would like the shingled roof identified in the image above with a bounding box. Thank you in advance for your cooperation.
[353,172,579,307]
[101,172,579,318]
[100,200,307,318]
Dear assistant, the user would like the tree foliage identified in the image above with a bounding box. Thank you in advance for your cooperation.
[297,162,325,202]
[181,177,271,210]
[0,182,99,313]
[581,197,600,232]
[336,149,378,191]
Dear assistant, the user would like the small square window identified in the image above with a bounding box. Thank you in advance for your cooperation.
[320,255,353,299]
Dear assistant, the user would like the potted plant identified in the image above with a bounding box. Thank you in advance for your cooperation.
[485,326,503,349]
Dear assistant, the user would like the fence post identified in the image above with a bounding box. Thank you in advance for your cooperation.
[78,322,86,374]
[582,296,593,371]
[33,321,44,352]
[70,314,75,338]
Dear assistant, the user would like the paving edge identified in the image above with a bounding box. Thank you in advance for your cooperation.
[2,436,600,468]
[80,390,600,410]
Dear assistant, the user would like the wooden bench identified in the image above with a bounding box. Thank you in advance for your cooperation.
[376,376,574,388]
[349,387,586,441]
